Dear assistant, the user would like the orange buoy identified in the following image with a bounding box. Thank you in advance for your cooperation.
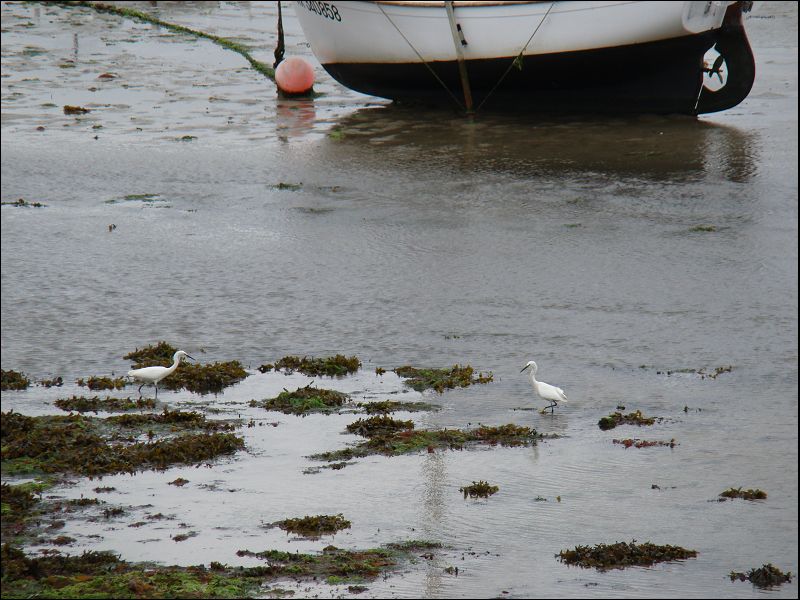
[275,57,315,95]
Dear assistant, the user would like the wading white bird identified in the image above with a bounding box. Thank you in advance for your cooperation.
[520,360,568,414]
[127,350,194,399]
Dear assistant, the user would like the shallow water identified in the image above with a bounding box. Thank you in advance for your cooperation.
[1,1,797,598]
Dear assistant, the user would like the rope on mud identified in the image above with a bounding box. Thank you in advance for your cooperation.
[475,1,556,112]
[376,2,466,112]
[48,1,277,82]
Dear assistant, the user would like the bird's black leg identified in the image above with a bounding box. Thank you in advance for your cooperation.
[138,383,144,397]
[154,383,158,400]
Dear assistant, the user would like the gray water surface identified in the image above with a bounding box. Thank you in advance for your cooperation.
[1,1,797,598]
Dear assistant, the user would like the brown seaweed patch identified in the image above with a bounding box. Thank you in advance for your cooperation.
[730,564,793,588]
[598,410,659,431]
[557,540,697,571]
[124,341,178,368]
[613,438,676,449]
[39,377,64,388]
[261,354,361,377]
[311,423,539,462]
[459,481,499,499]
[54,395,156,413]
[346,416,414,437]
[719,487,767,501]
[168,478,189,487]
[1,411,244,477]
[158,361,248,394]
[63,105,90,114]
[76,376,127,391]
[646,365,733,380]
[251,384,348,415]
[394,365,493,393]
[357,400,438,414]
[1,370,30,391]
[271,514,351,538]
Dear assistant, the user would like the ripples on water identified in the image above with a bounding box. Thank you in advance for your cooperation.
[1,1,797,598]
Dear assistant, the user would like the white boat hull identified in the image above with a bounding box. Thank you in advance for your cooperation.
[293,1,755,114]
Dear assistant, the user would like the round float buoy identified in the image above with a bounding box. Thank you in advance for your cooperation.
[275,57,315,96]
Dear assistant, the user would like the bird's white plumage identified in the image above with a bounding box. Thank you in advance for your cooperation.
[521,360,567,412]
[127,350,193,398]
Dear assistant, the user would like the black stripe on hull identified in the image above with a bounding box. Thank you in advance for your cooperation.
[322,30,738,114]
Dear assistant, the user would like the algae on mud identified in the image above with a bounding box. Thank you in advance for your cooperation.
[1,410,244,477]
[251,384,349,415]
[557,541,698,570]
[311,423,539,462]
[394,364,493,393]
[76,376,128,391]
[346,415,414,437]
[357,400,438,414]
[613,438,677,449]
[730,563,793,588]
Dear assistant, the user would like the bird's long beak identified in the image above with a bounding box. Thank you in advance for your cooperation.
[520,364,530,372]
[186,354,196,361]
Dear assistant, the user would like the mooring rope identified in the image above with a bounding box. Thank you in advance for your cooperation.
[376,2,466,111]
[475,1,556,112]
[47,1,277,82]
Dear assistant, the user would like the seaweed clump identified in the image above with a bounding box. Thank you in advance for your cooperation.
[124,341,178,368]
[54,395,156,413]
[311,423,539,462]
[394,365,493,393]
[357,400,438,414]
[613,438,676,449]
[1,411,244,477]
[273,514,351,538]
[557,541,697,571]
[719,487,767,501]
[598,410,658,431]
[236,540,439,584]
[76,376,127,391]
[346,416,414,437]
[157,361,248,394]
[730,564,793,588]
[459,481,499,499]
[260,354,361,377]
[0,544,263,598]
[1,370,30,391]
[251,384,348,415]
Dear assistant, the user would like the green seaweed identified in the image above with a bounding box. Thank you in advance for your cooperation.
[1,370,30,391]
[346,416,414,437]
[730,564,793,588]
[557,541,697,571]
[1,198,46,208]
[251,384,348,415]
[272,514,351,538]
[76,376,127,391]
[1,411,244,477]
[357,400,438,414]
[159,361,249,394]
[124,341,178,368]
[394,365,493,393]
[54,395,156,413]
[311,423,539,462]
[613,438,676,449]
[459,481,499,499]
[261,355,361,377]
[719,487,767,501]
[598,410,658,431]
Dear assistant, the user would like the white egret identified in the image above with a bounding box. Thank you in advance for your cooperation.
[520,360,568,414]
[127,350,194,399]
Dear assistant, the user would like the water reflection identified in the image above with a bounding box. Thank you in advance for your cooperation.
[420,450,446,597]
[323,105,759,181]
[275,97,317,141]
